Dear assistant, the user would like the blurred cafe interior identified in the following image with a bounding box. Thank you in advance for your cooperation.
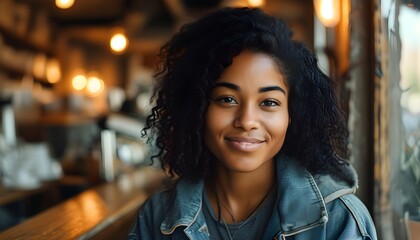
[0,0,420,239]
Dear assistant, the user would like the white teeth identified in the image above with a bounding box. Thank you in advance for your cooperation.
[237,142,256,146]
[227,140,263,152]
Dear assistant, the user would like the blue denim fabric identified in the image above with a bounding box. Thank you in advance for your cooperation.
[128,156,377,240]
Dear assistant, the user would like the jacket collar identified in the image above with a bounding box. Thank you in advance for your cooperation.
[160,155,358,235]
[160,177,205,235]
[275,156,328,234]
[274,155,358,235]
[313,163,358,203]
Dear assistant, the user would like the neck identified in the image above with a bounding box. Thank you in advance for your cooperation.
[206,159,276,223]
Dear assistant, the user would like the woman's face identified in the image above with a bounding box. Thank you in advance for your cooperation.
[204,51,289,173]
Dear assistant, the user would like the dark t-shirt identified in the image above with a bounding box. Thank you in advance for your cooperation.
[202,188,277,240]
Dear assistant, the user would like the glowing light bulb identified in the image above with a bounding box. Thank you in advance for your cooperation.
[314,0,340,27]
[321,0,334,19]
[72,74,87,91]
[46,59,61,84]
[55,0,75,9]
[32,54,47,79]
[86,76,104,96]
[248,0,265,7]
[110,33,128,53]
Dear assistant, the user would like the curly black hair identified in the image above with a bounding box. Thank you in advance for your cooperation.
[142,7,353,184]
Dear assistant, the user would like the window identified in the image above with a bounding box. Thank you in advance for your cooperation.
[374,1,420,239]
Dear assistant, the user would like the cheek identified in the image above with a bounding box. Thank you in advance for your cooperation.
[204,106,232,135]
[264,112,289,141]
[204,116,221,158]
[204,107,222,145]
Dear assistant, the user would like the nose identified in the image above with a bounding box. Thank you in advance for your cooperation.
[233,104,260,130]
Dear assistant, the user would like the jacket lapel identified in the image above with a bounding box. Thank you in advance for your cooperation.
[274,156,328,236]
[160,178,205,235]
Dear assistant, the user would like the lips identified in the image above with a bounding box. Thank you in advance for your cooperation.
[225,136,265,152]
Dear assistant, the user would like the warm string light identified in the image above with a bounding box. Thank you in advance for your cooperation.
[32,55,61,84]
[314,0,341,28]
[110,32,128,54]
[321,0,334,19]
[32,54,47,80]
[227,0,265,8]
[46,59,61,84]
[55,0,75,9]
[86,76,105,96]
[248,0,265,7]
[71,71,104,96]
[72,74,87,91]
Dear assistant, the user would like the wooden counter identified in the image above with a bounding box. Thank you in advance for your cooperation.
[0,181,60,207]
[0,166,165,240]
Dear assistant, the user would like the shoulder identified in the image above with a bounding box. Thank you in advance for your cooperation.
[142,188,174,217]
[338,194,377,237]
[128,188,174,240]
[325,194,377,240]
[128,177,204,239]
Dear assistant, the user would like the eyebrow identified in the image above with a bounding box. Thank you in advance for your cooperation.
[259,86,286,94]
[213,82,239,91]
[214,82,286,95]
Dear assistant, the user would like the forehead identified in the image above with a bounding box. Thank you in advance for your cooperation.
[215,51,288,91]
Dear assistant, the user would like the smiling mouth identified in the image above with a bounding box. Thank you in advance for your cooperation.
[225,137,265,152]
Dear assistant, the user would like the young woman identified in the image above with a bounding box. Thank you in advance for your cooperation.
[129,7,377,240]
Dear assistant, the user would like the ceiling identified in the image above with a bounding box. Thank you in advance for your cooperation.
[21,0,225,32]
[19,0,312,54]
[22,0,151,24]
[18,0,220,53]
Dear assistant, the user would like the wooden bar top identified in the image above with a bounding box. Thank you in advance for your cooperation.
[0,180,59,207]
[0,166,165,240]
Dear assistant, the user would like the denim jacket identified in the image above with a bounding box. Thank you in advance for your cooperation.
[128,156,377,239]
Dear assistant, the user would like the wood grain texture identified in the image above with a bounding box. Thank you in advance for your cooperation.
[0,167,164,240]
[0,181,59,207]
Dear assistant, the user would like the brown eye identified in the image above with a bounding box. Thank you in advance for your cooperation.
[217,96,238,104]
[260,99,280,107]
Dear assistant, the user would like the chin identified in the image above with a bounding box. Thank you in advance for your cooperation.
[224,158,270,173]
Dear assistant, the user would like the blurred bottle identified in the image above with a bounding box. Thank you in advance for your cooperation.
[0,95,16,148]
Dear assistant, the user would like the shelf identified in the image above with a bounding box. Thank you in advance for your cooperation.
[0,63,54,88]
[0,25,52,55]
[0,23,56,89]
